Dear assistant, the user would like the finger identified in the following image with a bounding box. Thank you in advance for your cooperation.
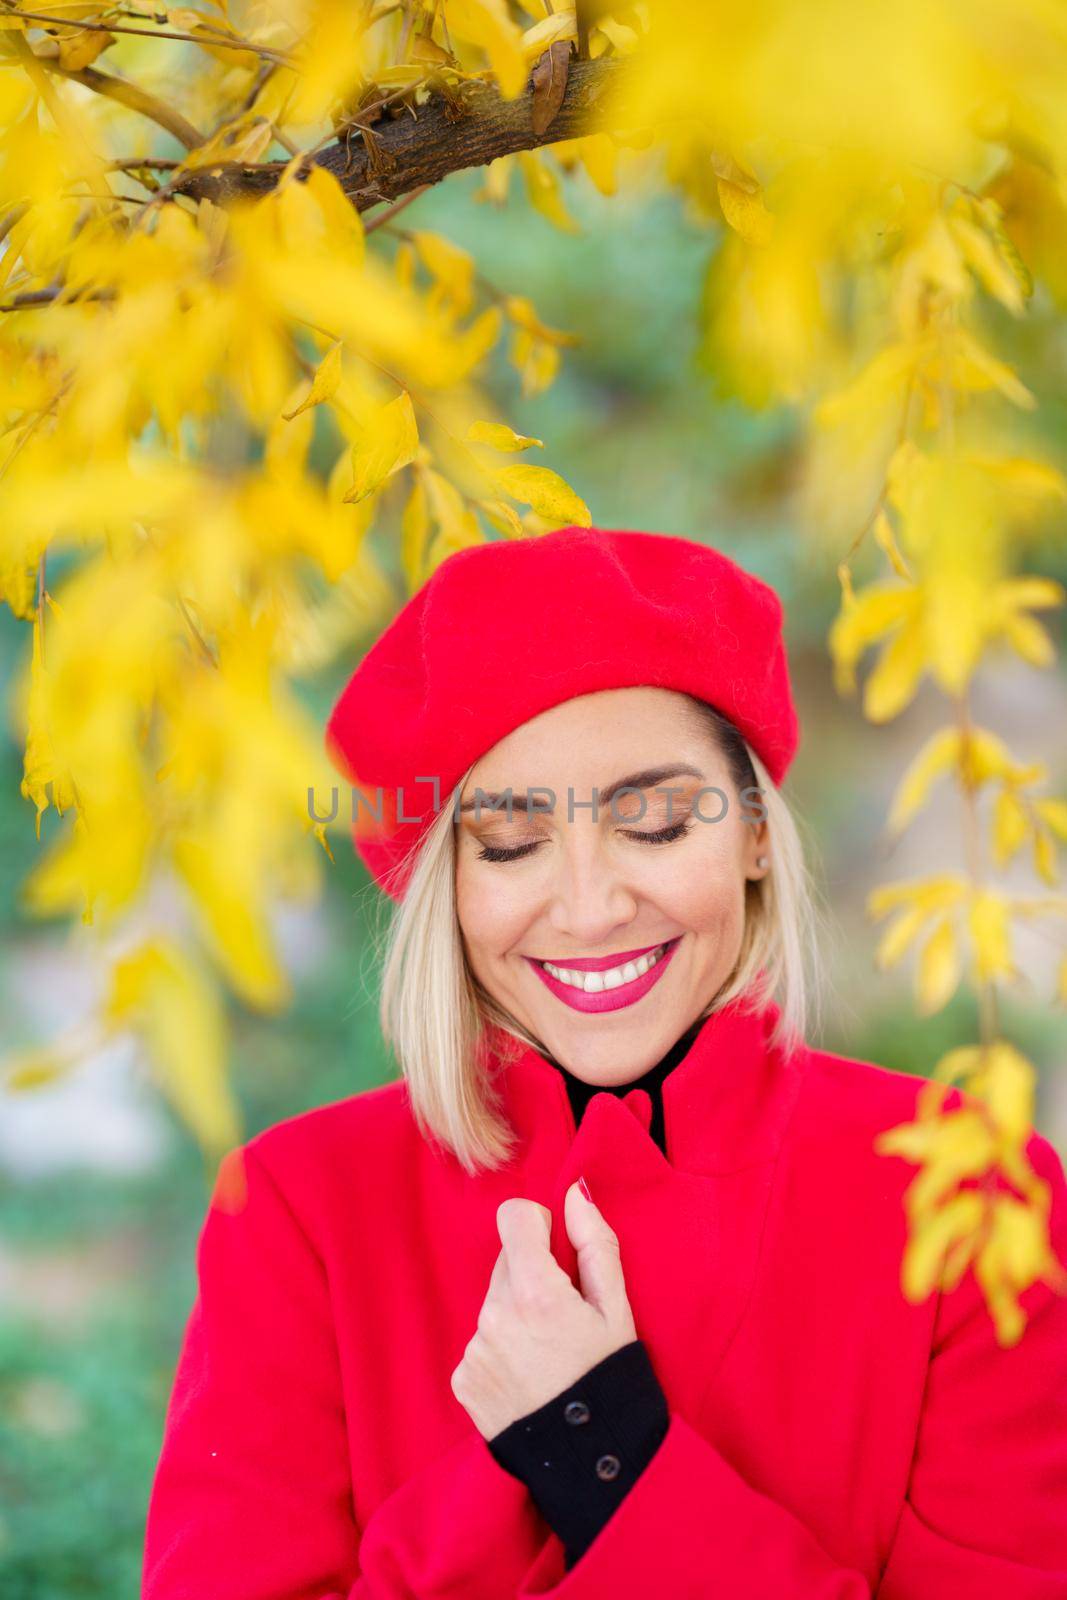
[497,1198,568,1299]
[563,1179,631,1323]
[497,1197,552,1246]
[482,1245,510,1306]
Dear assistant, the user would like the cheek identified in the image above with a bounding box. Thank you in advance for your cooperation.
[456,867,531,961]
[651,826,747,931]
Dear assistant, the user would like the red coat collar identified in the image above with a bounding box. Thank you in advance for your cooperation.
[486,992,808,1178]
[478,992,811,1408]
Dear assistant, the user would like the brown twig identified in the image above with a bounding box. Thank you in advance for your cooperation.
[4,7,294,65]
[363,181,431,232]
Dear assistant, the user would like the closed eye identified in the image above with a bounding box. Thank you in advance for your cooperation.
[475,818,692,863]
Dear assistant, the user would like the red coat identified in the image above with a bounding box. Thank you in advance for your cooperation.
[142,997,1067,1598]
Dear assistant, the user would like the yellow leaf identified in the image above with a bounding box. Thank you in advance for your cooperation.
[970,1041,1035,1144]
[992,790,1030,867]
[283,342,342,420]
[518,149,581,234]
[959,727,1015,787]
[375,64,429,86]
[477,497,526,538]
[521,11,577,58]
[474,152,514,206]
[344,391,419,505]
[972,457,1066,514]
[872,508,912,580]
[975,1193,1060,1348]
[968,890,1015,984]
[895,216,970,335]
[717,178,774,245]
[827,582,919,695]
[949,328,1035,410]
[999,610,1055,668]
[901,1190,984,1300]
[57,27,115,70]
[868,875,968,920]
[976,197,1034,302]
[874,904,930,970]
[173,834,290,1011]
[492,463,590,525]
[0,561,38,621]
[1035,799,1067,841]
[18,613,78,840]
[888,729,960,834]
[916,917,961,1015]
[864,614,926,721]
[445,0,528,98]
[105,939,241,1156]
[423,470,483,569]
[418,305,503,387]
[504,294,580,345]
[283,0,368,124]
[877,1107,996,1214]
[947,210,1026,314]
[510,328,561,396]
[410,231,476,316]
[908,1111,998,1214]
[710,150,761,193]
[304,166,365,265]
[4,1045,74,1091]
[932,1044,983,1084]
[575,132,617,196]
[993,576,1066,611]
[923,566,986,698]
[1033,827,1058,886]
[466,420,544,451]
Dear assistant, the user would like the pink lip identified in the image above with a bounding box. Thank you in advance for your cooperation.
[525,937,682,1014]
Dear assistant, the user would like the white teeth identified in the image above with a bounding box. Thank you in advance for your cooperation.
[542,943,668,993]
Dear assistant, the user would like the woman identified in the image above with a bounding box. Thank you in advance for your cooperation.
[141,526,1067,1598]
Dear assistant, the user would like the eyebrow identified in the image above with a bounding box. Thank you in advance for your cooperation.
[457,764,706,814]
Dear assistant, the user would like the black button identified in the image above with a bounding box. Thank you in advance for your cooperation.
[563,1399,590,1425]
[595,1453,621,1480]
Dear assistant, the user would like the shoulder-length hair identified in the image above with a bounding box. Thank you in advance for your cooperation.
[371,695,830,1176]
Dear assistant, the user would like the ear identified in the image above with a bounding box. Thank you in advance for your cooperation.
[742,811,770,882]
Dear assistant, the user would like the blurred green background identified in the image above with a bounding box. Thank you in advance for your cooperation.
[1,168,1066,1598]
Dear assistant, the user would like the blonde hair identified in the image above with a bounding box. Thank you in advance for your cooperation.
[373,702,831,1176]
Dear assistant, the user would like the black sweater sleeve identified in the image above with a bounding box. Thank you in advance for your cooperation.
[486,1338,670,1568]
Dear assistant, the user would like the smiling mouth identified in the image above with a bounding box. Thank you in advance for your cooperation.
[534,938,679,995]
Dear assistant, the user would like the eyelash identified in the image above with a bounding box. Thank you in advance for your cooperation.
[475,818,693,863]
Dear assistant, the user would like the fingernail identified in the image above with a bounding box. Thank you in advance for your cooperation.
[577,1175,593,1204]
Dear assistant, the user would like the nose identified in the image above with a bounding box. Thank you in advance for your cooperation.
[544,829,639,944]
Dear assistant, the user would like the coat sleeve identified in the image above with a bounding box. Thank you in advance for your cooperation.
[876,1130,1067,1599]
[140,1139,551,1600]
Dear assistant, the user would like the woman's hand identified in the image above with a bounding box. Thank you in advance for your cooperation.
[451,1178,639,1439]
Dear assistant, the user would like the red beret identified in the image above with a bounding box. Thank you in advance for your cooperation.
[325,525,798,900]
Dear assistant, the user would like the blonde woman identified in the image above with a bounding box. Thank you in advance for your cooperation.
[142,526,1067,1598]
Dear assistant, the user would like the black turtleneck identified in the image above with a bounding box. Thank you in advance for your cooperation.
[487,1020,702,1567]
[547,1017,705,1155]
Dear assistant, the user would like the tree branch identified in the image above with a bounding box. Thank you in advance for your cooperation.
[36,57,206,149]
[173,55,634,209]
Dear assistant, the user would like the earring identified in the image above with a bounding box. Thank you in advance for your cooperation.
[756,855,769,869]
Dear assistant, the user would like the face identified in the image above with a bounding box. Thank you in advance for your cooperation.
[454,687,770,1086]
